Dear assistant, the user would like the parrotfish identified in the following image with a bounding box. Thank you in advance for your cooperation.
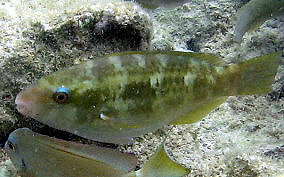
[235,0,284,42]
[15,51,282,144]
[5,128,189,177]
[125,0,188,9]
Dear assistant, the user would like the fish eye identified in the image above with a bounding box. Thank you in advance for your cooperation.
[6,140,16,152]
[53,86,70,103]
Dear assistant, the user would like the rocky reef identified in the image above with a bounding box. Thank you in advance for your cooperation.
[0,0,151,143]
[0,0,283,176]
[0,1,151,175]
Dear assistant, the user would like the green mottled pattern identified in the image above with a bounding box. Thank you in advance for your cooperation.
[36,52,226,142]
[16,51,281,143]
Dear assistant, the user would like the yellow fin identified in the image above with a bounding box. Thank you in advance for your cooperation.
[171,96,228,125]
[227,53,282,95]
[188,52,226,66]
[132,144,190,177]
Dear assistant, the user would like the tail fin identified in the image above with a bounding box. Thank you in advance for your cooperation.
[128,144,190,177]
[226,53,282,95]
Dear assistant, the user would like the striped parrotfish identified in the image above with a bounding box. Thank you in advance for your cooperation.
[15,51,282,144]
[235,0,284,42]
[5,128,189,177]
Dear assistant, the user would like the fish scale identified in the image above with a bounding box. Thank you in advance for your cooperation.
[15,51,282,143]
[5,128,190,177]
[81,53,222,123]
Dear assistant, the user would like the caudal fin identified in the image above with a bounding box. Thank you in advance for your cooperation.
[226,53,282,95]
[128,144,190,177]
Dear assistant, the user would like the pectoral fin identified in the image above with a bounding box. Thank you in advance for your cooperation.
[171,96,228,125]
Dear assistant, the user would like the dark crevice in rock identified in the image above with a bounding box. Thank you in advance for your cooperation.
[264,145,284,159]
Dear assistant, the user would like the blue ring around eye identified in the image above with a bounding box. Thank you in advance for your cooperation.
[5,136,17,152]
[55,86,70,94]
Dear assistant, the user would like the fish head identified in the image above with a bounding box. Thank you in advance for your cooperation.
[16,84,54,119]
[5,128,138,177]
[15,70,97,128]
[14,63,121,142]
[4,128,33,176]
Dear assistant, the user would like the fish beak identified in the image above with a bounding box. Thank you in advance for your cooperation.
[15,91,32,116]
[15,86,50,117]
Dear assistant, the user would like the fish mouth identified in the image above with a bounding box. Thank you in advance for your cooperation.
[15,85,48,118]
[15,93,33,117]
[15,91,118,148]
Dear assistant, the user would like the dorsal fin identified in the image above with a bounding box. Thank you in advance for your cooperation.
[186,52,226,66]
[104,51,226,66]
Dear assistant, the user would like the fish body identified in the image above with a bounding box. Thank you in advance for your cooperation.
[5,128,189,177]
[15,51,282,144]
[235,0,284,42]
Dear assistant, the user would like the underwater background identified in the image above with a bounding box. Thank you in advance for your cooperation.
[0,0,283,176]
